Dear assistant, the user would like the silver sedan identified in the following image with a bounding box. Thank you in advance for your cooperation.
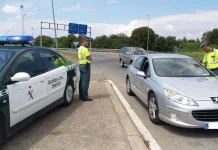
[126,53,218,129]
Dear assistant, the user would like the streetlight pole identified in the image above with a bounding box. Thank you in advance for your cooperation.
[31,28,34,37]
[51,0,58,52]
[23,14,26,35]
[20,5,24,36]
[147,15,150,52]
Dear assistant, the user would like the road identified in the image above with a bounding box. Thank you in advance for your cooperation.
[90,52,218,150]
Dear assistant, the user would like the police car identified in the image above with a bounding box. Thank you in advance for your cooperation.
[0,36,78,146]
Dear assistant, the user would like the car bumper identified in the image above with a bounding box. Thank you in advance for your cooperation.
[159,101,218,129]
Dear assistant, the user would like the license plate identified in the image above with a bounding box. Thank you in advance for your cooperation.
[205,122,218,129]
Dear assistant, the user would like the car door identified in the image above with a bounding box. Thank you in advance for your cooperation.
[122,47,127,64]
[125,48,131,65]
[38,49,67,105]
[6,50,47,127]
[129,56,145,100]
[138,57,152,105]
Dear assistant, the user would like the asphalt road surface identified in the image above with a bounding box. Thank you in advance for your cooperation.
[90,52,218,150]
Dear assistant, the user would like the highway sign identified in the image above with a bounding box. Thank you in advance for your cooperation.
[73,42,78,47]
[68,23,79,34]
[79,24,87,34]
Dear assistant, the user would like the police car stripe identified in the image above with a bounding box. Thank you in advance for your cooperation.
[67,64,76,71]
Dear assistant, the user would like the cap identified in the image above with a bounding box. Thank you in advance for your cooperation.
[81,35,90,41]
[200,41,209,50]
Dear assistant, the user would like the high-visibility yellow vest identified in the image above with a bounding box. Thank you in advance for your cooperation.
[78,46,90,64]
[54,57,67,67]
[203,48,218,69]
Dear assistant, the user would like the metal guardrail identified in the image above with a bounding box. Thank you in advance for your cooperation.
[51,48,121,52]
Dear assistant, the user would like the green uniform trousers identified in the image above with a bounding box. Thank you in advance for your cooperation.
[79,63,91,99]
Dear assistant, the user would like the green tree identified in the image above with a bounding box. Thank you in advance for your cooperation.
[34,35,54,47]
[130,26,157,50]
[165,36,177,51]
[67,34,77,48]
[58,36,68,48]
[154,36,166,52]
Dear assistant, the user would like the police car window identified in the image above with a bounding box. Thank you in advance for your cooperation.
[0,50,15,73]
[11,50,42,77]
[38,50,64,71]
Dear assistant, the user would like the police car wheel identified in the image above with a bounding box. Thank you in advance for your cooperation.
[63,82,74,107]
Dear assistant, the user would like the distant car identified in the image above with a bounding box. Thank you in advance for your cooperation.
[119,47,147,67]
[0,36,78,147]
[126,53,218,129]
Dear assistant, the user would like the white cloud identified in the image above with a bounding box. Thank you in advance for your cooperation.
[108,0,118,4]
[59,3,81,12]
[15,15,21,20]
[7,18,13,21]
[1,4,19,13]
[0,10,217,41]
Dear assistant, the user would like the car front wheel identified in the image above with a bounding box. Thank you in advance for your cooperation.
[120,59,124,67]
[126,77,134,96]
[148,93,161,124]
[63,81,74,106]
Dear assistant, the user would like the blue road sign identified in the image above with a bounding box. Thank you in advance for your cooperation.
[69,23,88,35]
[68,23,79,34]
[79,24,87,34]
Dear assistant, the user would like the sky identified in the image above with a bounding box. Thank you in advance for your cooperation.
[0,0,218,40]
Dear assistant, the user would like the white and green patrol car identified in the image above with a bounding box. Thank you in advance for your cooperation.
[0,36,78,147]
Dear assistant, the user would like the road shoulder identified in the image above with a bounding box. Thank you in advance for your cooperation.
[105,81,148,150]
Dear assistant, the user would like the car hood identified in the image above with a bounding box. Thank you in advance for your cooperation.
[159,77,218,101]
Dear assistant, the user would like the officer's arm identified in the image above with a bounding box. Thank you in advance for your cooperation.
[86,55,92,61]
[202,54,207,66]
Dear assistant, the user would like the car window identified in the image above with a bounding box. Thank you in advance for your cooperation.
[134,56,144,70]
[122,48,126,54]
[142,58,150,76]
[153,58,214,77]
[10,50,43,77]
[130,47,146,55]
[0,50,15,73]
[38,49,65,72]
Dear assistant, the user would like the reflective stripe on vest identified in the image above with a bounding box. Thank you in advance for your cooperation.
[205,49,218,65]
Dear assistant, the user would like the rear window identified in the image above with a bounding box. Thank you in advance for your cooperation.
[0,50,15,72]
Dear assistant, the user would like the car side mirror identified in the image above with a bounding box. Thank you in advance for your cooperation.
[136,71,146,77]
[11,72,30,82]
[126,52,130,55]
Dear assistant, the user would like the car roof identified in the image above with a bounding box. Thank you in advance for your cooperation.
[143,53,192,59]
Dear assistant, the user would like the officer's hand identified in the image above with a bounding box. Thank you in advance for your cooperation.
[87,55,92,61]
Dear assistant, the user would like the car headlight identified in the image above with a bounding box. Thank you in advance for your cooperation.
[164,89,198,106]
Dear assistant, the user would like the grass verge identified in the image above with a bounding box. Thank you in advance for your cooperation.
[61,53,78,62]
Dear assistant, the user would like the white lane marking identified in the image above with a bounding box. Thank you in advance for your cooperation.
[105,80,162,150]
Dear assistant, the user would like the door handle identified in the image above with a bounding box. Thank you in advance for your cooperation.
[40,78,45,82]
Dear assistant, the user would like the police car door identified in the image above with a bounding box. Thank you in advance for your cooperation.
[6,50,47,127]
[38,49,67,105]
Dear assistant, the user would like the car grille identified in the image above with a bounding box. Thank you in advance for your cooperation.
[192,110,218,122]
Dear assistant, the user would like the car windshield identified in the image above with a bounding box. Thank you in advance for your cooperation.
[0,50,15,73]
[130,47,146,55]
[152,58,214,77]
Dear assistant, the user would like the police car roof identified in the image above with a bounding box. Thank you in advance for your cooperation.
[0,46,32,52]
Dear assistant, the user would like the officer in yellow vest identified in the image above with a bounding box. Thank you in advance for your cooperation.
[78,35,93,101]
[201,42,218,75]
